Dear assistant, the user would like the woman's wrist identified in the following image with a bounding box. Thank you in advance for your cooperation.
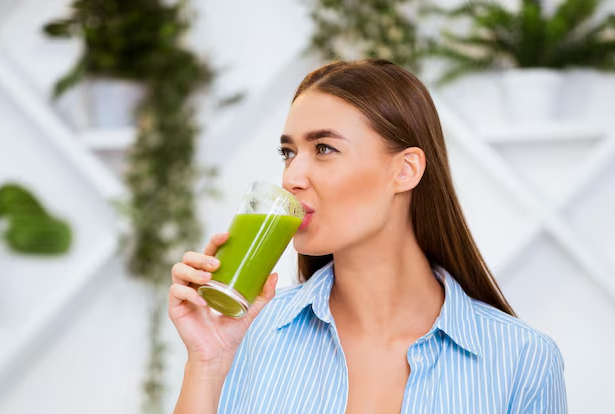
[185,357,232,382]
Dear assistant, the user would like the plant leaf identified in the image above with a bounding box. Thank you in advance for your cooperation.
[52,57,88,98]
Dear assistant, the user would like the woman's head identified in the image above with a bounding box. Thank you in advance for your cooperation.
[281,85,424,258]
[283,59,515,316]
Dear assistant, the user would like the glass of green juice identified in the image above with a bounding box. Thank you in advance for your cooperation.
[198,182,305,318]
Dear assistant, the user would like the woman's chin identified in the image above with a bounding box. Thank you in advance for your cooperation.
[292,235,329,256]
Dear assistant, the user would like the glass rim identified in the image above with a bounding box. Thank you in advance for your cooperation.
[247,181,305,218]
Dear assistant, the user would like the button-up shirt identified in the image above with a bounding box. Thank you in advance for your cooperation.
[218,261,567,413]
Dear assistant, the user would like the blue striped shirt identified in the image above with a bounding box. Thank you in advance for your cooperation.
[218,262,567,413]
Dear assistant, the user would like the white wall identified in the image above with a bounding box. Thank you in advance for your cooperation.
[1,1,615,413]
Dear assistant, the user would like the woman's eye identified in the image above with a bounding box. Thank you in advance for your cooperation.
[277,146,296,160]
[316,144,336,155]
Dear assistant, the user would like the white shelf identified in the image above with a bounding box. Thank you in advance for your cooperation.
[483,123,604,143]
[79,128,136,151]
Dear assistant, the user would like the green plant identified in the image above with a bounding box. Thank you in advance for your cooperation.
[43,0,190,98]
[0,183,72,255]
[44,1,215,413]
[429,0,615,83]
[308,0,424,71]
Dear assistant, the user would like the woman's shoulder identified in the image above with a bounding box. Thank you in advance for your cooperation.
[471,299,564,369]
[247,282,308,331]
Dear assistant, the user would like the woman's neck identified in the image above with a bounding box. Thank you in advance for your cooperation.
[329,222,444,340]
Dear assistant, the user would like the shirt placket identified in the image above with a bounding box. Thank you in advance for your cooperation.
[327,319,349,414]
[402,331,441,414]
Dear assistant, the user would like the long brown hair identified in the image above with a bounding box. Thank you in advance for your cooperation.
[293,59,516,317]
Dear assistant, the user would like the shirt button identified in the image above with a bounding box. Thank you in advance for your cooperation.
[412,353,424,362]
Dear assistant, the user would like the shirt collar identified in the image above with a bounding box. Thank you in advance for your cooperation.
[273,261,335,329]
[431,264,483,358]
[273,261,483,358]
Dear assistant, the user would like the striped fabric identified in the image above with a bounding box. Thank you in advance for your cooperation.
[218,261,567,413]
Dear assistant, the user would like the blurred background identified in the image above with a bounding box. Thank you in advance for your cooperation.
[0,0,614,412]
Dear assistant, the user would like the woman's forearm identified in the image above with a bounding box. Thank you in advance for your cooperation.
[173,360,230,414]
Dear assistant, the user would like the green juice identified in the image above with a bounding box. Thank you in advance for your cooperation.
[200,213,302,316]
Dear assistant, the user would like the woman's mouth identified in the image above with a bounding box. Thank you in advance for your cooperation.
[299,203,315,230]
[298,212,314,230]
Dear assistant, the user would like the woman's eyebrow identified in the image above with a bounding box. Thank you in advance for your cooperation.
[280,129,347,144]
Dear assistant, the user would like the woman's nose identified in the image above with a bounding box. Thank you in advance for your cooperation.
[282,156,310,194]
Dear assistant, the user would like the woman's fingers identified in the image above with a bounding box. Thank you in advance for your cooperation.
[179,233,229,273]
[244,273,278,324]
[169,283,207,308]
[172,262,211,286]
[182,251,221,273]
[203,232,230,256]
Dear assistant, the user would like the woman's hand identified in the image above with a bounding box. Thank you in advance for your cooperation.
[168,232,278,374]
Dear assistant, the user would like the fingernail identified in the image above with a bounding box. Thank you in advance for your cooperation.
[197,270,210,281]
[208,257,220,267]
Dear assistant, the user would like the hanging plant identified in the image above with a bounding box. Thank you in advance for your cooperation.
[308,0,425,71]
[44,1,215,413]
[427,0,615,83]
[43,0,186,97]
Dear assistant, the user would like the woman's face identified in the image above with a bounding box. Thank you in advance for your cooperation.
[280,91,406,256]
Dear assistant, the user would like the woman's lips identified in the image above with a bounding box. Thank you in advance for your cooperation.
[298,212,314,231]
[299,202,315,230]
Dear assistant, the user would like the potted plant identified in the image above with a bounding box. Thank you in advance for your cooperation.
[43,0,187,129]
[429,0,615,123]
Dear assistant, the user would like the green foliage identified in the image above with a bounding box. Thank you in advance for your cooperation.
[0,183,72,255]
[308,0,424,70]
[0,183,46,217]
[4,215,72,255]
[44,1,215,412]
[429,0,615,83]
[43,0,193,97]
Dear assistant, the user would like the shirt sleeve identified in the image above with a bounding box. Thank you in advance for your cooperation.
[522,342,568,414]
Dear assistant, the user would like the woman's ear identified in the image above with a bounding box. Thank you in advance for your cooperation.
[395,147,426,193]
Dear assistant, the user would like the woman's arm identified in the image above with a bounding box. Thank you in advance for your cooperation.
[173,360,230,414]
[168,233,278,414]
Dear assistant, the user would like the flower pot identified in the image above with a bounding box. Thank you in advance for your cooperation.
[500,69,564,123]
[439,71,508,134]
[557,69,615,125]
[85,78,146,129]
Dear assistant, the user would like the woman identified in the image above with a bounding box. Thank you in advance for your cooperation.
[169,60,567,414]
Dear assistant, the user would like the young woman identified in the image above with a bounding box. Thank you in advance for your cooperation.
[169,59,567,414]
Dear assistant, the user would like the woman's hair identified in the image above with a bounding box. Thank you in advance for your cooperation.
[293,59,516,317]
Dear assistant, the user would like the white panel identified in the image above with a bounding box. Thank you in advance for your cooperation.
[0,260,149,414]
[445,137,536,274]
[564,161,615,272]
